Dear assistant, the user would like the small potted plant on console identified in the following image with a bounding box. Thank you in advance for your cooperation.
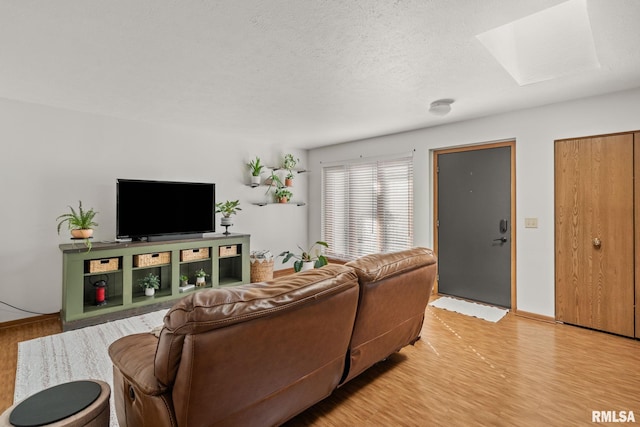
[56,200,98,250]
[195,269,209,287]
[180,274,189,286]
[138,273,160,296]
[215,200,242,227]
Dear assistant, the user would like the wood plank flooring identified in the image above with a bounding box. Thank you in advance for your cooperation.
[2,305,640,426]
[286,306,640,426]
[0,314,61,413]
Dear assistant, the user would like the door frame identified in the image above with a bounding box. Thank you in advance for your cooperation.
[433,140,517,311]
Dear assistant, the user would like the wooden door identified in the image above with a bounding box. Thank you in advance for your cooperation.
[555,134,635,337]
[636,132,640,339]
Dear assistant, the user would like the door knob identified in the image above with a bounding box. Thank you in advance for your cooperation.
[493,237,507,243]
[593,237,602,248]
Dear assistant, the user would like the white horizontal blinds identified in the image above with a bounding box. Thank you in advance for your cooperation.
[348,162,377,258]
[378,158,414,253]
[323,165,348,258]
[322,156,413,259]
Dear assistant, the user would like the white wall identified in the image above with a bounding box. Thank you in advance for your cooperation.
[308,87,640,318]
[0,98,308,322]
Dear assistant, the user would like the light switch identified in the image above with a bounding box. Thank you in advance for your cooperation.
[524,218,538,228]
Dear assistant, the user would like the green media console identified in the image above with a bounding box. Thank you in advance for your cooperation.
[60,234,250,330]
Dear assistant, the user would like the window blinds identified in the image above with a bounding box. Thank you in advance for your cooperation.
[322,156,413,259]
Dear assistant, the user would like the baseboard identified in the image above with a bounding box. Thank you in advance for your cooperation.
[62,301,176,331]
[514,310,555,323]
[0,312,61,330]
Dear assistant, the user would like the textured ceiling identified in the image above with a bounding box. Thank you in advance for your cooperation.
[1,0,639,149]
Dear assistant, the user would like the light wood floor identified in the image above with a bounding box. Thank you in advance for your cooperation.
[0,314,61,412]
[2,307,640,426]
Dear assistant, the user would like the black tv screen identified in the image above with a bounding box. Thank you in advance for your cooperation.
[117,179,215,240]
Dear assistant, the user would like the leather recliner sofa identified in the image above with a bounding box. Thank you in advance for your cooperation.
[108,247,437,427]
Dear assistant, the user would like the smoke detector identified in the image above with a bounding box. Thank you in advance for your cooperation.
[429,99,455,116]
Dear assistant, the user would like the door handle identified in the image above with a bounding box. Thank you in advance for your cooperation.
[593,237,601,249]
[493,237,507,243]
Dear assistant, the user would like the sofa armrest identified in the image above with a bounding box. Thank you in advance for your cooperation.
[108,333,168,396]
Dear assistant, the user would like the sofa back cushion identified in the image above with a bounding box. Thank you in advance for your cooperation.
[154,264,360,426]
[343,247,437,383]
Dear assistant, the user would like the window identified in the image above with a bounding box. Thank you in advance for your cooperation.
[322,156,413,259]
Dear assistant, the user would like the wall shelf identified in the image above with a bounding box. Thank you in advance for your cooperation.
[252,202,306,206]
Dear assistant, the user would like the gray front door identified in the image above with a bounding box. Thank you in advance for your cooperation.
[436,145,512,308]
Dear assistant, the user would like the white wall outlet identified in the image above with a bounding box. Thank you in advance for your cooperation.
[524,217,538,228]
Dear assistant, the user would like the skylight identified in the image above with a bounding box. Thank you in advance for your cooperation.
[476,0,600,86]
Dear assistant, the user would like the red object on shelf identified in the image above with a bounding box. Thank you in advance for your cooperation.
[95,287,106,304]
[93,278,108,306]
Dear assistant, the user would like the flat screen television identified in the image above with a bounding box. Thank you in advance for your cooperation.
[117,179,215,241]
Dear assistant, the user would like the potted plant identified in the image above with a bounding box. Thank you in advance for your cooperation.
[279,241,329,272]
[215,200,241,226]
[247,156,264,187]
[283,154,298,187]
[195,269,209,287]
[285,171,295,187]
[264,171,283,192]
[283,153,298,171]
[180,274,189,286]
[138,273,160,296]
[275,187,292,204]
[56,201,98,249]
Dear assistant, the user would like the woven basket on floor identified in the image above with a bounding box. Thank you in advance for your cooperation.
[250,258,274,283]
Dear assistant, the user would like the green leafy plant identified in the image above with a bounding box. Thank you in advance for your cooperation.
[180,274,189,284]
[56,201,98,234]
[215,200,242,218]
[279,241,329,272]
[195,268,209,278]
[283,154,298,171]
[56,200,98,250]
[264,172,283,194]
[275,187,292,202]
[138,273,160,290]
[247,156,264,177]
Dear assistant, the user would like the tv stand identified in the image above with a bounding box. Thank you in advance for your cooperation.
[60,234,250,330]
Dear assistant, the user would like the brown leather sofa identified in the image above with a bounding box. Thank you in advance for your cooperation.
[108,247,437,427]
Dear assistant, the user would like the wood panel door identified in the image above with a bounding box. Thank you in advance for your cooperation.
[555,134,635,337]
[635,132,640,339]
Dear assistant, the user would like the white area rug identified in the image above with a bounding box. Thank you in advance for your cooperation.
[15,310,168,427]
[429,296,508,322]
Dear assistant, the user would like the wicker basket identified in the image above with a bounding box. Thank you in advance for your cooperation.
[180,247,210,262]
[219,245,238,257]
[250,258,274,282]
[133,251,171,267]
[86,258,119,274]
